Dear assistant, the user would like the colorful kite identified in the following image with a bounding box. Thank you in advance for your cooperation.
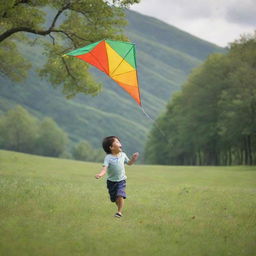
[64,39,141,105]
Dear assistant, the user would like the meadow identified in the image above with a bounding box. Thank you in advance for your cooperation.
[0,150,255,256]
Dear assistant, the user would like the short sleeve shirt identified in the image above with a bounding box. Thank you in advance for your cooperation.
[103,152,130,182]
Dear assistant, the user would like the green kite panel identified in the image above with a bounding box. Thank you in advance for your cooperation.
[106,40,136,69]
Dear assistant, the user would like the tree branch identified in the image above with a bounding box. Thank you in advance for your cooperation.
[13,0,32,7]
[51,29,78,47]
[49,3,71,31]
[67,32,88,42]
[0,2,71,43]
[0,27,51,42]
[61,56,77,81]
[49,33,55,45]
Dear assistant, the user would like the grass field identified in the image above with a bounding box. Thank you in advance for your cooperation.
[0,150,255,256]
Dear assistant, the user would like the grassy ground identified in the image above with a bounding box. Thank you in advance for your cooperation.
[0,150,255,256]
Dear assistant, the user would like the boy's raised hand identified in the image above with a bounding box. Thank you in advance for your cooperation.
[132,152,139,161]
[128,152,139,165]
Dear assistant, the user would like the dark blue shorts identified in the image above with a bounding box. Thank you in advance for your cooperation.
[107,180,126,202]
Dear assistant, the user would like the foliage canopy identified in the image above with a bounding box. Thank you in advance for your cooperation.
[0,105,68,156]
[145,33,256,165]
[0,0,139,97]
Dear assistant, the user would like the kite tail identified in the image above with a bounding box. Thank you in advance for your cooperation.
[140,106,167,139]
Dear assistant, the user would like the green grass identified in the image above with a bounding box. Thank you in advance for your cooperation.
[0,150,255,256]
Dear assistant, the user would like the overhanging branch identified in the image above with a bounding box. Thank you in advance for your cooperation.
[0,2,70,43]
[61,56,77,81]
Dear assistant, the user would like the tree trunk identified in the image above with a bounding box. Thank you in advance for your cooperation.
[240,148,244,165]
[247,135,253,165]
[228,149,232,165]
[244,136,248,165]
[198,151,202,165]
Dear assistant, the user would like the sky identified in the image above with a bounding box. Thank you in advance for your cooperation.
[130,0,256,47]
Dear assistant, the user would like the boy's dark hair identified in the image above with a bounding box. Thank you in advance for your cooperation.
[102,136,120,154]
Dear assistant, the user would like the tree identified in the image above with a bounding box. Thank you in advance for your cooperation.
[73,140,93,161]
[0,0,139,97]
[146,33,256,166]
[0,106,69,157]
[0,105,38,152]
[180,54,228,165]
[73,140,105,162]
[36,117,69,157]
[218,33,256,165]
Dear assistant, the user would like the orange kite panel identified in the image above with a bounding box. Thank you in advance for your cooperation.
[76,41,109,74]
[112,80,141,105]
[111,70,138,87]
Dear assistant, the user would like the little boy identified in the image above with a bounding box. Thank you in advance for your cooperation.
[95,136,139,218]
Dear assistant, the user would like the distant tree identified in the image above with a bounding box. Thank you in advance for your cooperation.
[0,105,38,153]
[93,148,105,162]
[218,34,256,165]
[0,0,139,97]
[36,117,69,157]
[180,53,228,165]
[73,140,104,162]
[73,140,93,161]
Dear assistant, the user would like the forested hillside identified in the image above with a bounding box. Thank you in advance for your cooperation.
[145,34,256,165]
[0,8,224,156]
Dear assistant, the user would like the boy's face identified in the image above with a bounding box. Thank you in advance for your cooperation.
[110,138,122,154]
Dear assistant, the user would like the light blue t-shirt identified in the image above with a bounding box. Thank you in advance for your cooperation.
[103,152,130,182]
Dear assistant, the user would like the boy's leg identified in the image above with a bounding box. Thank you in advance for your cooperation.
[115,196,124,214]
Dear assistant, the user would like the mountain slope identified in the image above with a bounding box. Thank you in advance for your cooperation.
[0,10,225,156]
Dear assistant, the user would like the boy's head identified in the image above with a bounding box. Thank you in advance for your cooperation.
[102,136,122,154]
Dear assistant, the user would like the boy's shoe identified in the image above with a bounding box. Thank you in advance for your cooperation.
[114,212,122,218]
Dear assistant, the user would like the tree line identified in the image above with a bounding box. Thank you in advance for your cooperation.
[0,105,104,162]
[145,34,256,166]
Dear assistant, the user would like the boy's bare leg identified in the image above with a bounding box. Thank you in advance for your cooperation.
[115,196,124,214]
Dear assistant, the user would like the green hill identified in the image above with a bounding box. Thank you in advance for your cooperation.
[0,10,225,156]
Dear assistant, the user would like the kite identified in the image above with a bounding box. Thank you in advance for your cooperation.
[64,39,167,137]
[64,39,141,106]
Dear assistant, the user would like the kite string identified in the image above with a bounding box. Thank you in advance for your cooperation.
[141,105,154,122]
[140,105,167,139]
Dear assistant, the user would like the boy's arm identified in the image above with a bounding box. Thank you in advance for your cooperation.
[95,166,107,179]
[127,152,139,165]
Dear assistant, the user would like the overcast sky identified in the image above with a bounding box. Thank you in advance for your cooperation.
[130,0,256,47]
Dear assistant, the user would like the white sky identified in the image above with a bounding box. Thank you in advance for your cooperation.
[130,0,256,47]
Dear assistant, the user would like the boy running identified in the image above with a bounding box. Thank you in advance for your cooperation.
[95,136,139,218]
